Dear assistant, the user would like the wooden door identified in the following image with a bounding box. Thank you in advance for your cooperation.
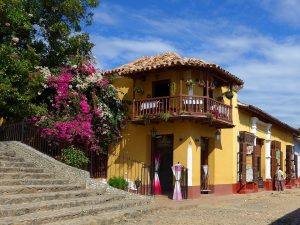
[256,139,263,178]
[154,134,174,194]
[286,145,293,180]
[152,80,170,97]
[295,154,298,178]
[271,141,281,179]
[200,137,209,191]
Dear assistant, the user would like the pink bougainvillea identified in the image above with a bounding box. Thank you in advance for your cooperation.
[81,63,96,76]
[35,63,125,152]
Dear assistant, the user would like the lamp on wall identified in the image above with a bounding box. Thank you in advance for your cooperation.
[151,127,157,138]
[215,129,221,141]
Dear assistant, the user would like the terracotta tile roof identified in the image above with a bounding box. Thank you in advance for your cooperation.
[238,102,300,136]
[104,53,244,85]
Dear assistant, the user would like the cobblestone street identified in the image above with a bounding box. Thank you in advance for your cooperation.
[125,188,300,225]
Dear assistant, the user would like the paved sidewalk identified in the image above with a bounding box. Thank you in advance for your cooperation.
[125,188,300,225]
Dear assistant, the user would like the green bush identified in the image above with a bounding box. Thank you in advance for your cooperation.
[107,176,129,190]
[61,146,89,169]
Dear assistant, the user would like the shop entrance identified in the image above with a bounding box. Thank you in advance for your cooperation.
[200,137,210,192]
[271,141,282,190]
[152,134,174,195]
[256,138,264,178]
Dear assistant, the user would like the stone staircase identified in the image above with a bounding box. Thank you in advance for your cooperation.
[0,143,157,225]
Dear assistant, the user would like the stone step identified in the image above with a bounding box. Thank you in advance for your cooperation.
[0,160,34,168]
[0,150,16,157]
[0,189,97,205]
[0,184,84,195]
[0,172,54,179]
[0,156,24,162]
[0,194,126,217]
[0,198,148,225]
[46,204,159,225]
[0,178,68,186]
[0,167,44,173]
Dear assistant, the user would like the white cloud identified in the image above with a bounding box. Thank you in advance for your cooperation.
[93,11,117,25]
[221,37,300,127]
[261,0,300,26]
[91,35,177,69]
[92,3,126,26]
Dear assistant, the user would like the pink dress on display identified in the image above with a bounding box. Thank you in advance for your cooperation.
[153,153,162,195]
[172,163,183,200]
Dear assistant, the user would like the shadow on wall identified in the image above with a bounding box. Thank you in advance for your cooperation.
[269,208,300,225]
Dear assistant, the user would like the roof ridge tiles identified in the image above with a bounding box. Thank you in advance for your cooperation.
[103,52,244,85]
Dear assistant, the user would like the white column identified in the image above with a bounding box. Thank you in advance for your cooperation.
[251,117,258,146]
[265,124,272,179]
[296,152,300,179]
[187,141,193,186]
[250,117,258,181]
[251,117,258,135]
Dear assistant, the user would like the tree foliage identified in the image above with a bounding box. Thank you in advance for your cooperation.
[0,0,99,121]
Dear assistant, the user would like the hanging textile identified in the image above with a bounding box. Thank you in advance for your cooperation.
[153,153,162,195]
[172,163,183,200]
[201,165,209,190]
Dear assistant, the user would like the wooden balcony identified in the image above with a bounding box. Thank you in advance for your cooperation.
[132,95,233,128]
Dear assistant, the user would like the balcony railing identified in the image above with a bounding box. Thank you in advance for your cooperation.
[132,95,232,123]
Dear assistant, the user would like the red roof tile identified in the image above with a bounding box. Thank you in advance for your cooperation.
[104,53,244,85]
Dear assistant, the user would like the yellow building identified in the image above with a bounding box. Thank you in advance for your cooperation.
[237,103,299,192]
[104,53,300,198]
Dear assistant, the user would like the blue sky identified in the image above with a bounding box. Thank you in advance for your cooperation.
[85,0,300,128]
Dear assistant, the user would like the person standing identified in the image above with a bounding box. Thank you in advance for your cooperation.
[276,167,284,191]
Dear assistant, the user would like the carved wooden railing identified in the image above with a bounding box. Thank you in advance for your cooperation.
[132,95,232,123]
[206,97,232,122]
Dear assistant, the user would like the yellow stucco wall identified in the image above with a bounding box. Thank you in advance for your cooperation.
[125,69,229,101]
[213,91,239,185]
[114,77,133,100]
[108,121,218,187]
[271,124,293,175]
[237,109,294,180]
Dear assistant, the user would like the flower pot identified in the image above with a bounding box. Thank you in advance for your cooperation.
[225,91,234,99]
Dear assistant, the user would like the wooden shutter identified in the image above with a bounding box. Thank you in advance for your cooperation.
[271,141,281,179]
[295,154,298,179]
[252,145,257,182]
[286,145,293,180]
[239,143,246,183]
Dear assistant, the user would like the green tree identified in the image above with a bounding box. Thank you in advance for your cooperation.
[0,0,99,121]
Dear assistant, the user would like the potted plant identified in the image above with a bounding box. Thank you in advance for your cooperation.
[217,96,224,101]
[210,81,216,90]
[224,91,234,99]
[185,79,194,90]
[143,114,150,125]
[170,82,177,95]
[198,80,206,87]
[158,112,171,122]
[133,86,144,95]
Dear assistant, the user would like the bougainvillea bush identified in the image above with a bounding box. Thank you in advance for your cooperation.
[34,62,126,152]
